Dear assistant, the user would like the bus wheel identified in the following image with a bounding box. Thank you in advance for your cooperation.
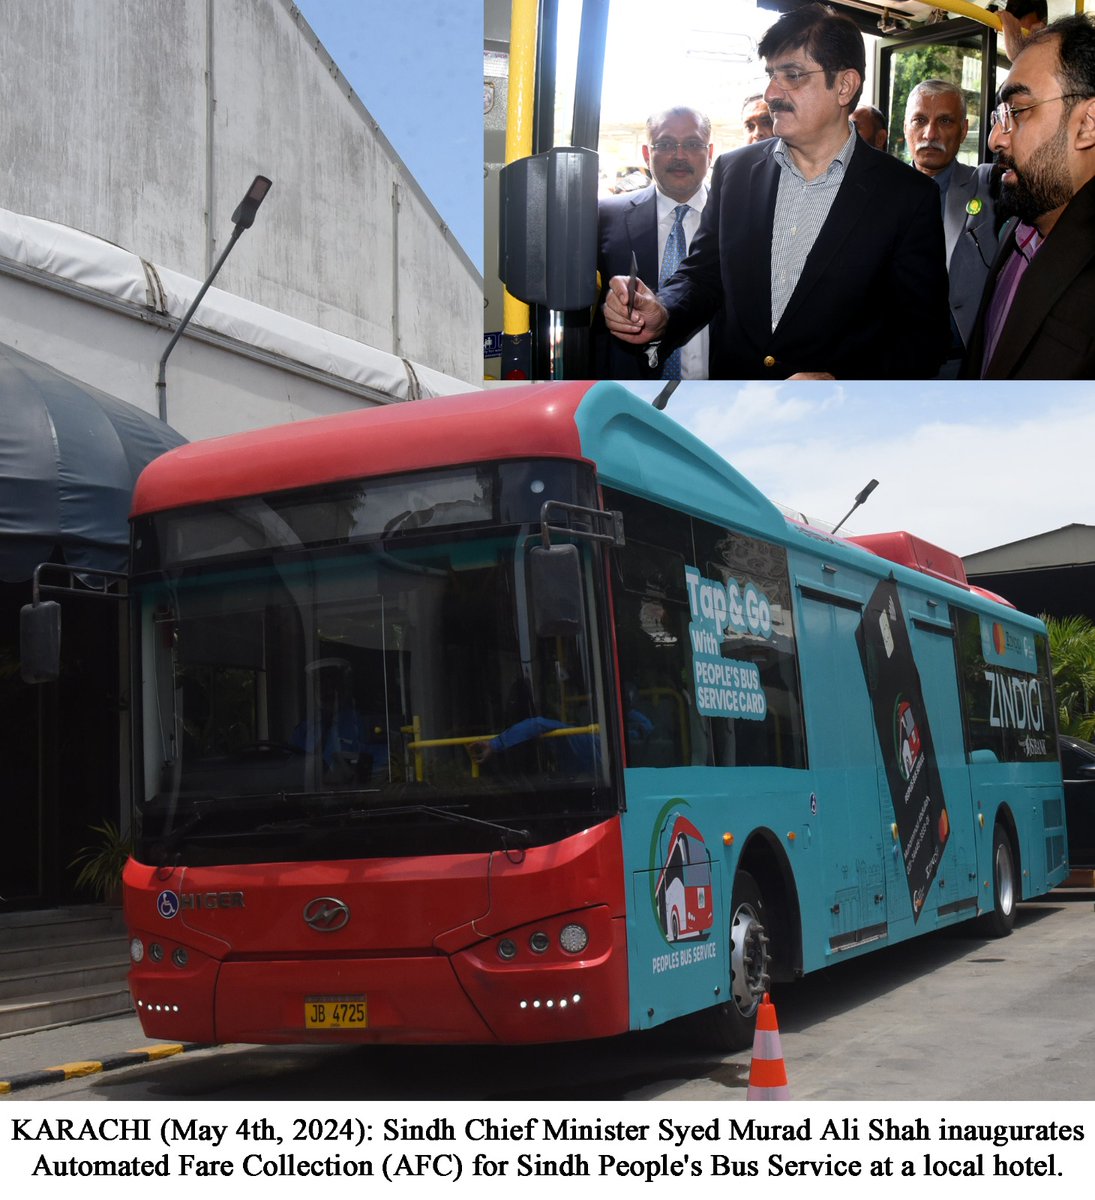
[977,823,1018,938]
[691,870,771,1052]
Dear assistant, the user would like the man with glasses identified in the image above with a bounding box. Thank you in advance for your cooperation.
[591,106,716,379]
[964,14,1095,378]
[602,4,949,379]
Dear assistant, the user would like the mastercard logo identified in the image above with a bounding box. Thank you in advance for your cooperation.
[992,623,1007,655]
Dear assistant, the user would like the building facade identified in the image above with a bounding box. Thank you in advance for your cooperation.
[0,0,481,911]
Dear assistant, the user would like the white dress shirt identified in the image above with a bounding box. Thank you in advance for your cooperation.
[654,183,709,379]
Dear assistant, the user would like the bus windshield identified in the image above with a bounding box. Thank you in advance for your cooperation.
[132,464,617,867]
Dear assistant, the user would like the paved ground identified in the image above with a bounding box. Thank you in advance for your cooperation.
[3,888,1094,1102]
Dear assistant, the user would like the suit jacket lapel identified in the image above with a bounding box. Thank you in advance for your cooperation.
[624,187,660,285]
[963,218,1017,374]
[732,148,778,342]
[775,138,873,331]
[986,178,1095,377]
[943,163,975,264]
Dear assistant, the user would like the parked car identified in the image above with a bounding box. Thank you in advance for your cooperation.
[1060,735,1095,868]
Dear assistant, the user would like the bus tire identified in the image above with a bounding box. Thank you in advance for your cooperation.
[691,870,771,1052]
[977,823,1018,938]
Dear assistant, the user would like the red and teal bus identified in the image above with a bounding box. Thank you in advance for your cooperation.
[124,382,1067,1049]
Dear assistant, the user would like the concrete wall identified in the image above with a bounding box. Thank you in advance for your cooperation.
[0,0,480,384]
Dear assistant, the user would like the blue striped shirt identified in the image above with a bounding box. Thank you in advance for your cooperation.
[770,129,858,330]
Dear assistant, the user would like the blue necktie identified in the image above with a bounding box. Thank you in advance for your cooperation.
[659,204,689,380]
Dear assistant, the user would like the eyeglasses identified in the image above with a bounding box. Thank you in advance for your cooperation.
[649,139,709,153]
[989,93,1088,134]
[764,66,826,91]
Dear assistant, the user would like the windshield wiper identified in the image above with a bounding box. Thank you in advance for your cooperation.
[397,804,532,848]
[151,799,215,865]
[152,790,301,862]
[254,800,531,849]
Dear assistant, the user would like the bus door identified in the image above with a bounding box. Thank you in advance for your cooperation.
[877,16,1002,167]
[903,601,980,928]
[794,578,890,964]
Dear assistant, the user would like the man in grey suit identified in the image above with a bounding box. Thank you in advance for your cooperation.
[903,79,999,376]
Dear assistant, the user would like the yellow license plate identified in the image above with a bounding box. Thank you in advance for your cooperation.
[305,995,368,1029]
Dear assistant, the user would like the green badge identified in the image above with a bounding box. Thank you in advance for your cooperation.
[966,198,983,216]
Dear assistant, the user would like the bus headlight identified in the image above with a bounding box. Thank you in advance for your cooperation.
[130,938,145,963]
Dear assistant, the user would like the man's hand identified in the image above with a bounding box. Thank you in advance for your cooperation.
[469,740,493,765]
[999,12,1027,62]
[604,275,669,344]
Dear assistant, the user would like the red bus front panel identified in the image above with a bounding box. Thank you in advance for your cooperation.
[125,818,628,1045]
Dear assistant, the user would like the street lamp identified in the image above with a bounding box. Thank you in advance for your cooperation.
[155,174,272,422]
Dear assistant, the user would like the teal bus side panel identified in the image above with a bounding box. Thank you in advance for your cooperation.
[970,764,1069,897]
[572,383,790,542]
[620,771,728,1032]
[791,570,900,966]
[619,765,814,1032]
[903,604,981,926]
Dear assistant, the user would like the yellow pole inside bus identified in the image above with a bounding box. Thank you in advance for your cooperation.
[925,0,1001,29]
[923,2,1087,50]
[502,0,538,376]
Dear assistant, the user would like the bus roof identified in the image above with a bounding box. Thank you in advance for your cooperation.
[847,531,968,587]
[131,382,595,517]
[132,381,1010,611]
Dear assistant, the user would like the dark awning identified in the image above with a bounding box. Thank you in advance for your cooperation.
[0,342,187,583]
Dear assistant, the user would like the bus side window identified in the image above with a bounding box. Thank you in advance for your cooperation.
[607,494,699,769]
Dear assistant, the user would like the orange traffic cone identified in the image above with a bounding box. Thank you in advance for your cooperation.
[746,993,791,1100]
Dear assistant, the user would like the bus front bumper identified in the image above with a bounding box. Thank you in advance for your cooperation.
[128,909,629,1045]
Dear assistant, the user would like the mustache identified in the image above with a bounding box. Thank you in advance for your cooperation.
[767,99,794,114]
[994,150,1017,174]
[915,140,947,152]
[666,161,696,172]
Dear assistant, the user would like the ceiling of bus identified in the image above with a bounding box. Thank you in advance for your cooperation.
[485,0,1001,45]
[760,0,990,36]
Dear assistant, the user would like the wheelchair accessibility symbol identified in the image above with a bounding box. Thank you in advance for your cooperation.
[157,890,180,919]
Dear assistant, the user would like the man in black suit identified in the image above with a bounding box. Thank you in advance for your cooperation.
[963,14,1095,379]
[590,106,714,379]
[603,4,950,380]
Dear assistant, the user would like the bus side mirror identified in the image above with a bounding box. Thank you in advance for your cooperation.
[20,601,62,683]
[530,545,585,638]
[499,146,599,311]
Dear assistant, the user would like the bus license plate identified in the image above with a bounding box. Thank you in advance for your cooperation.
[304,996,367,1029]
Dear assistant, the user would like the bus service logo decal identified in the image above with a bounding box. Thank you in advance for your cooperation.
[647,802,718,977]
[156,890,180,920]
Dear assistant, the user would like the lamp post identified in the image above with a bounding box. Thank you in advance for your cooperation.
[155,174,272,423]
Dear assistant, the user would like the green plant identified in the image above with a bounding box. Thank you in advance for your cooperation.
[1045,614,1095,740]
[69,819,132,902]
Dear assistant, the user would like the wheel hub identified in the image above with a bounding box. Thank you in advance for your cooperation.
[730,903,770,1015]
[996,842,1015,915]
